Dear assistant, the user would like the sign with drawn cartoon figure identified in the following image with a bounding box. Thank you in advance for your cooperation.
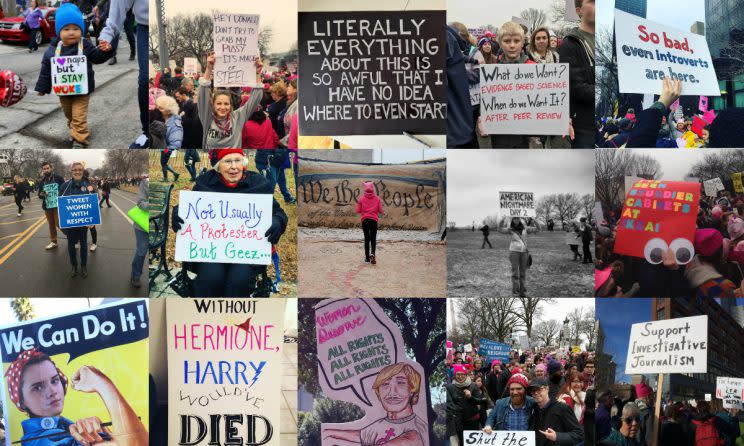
[315,298,429,446]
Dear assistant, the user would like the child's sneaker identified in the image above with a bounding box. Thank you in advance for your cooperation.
[72,140,85,149]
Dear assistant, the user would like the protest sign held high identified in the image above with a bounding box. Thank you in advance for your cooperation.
[703,177,724,197]
[315,298,429,446]
[499,191,536,218]
[58,194,101,229]
[212,12,260,87]
[732,173,743,193]
[298,11,447,136]
[625,315,708,375]
[463,430,535,446]
[478,338,511,363]
[0,300,149,445]
[183,57,199,77]
[614,10,720,96]
[167,298,284,446]
[716,377,744,409]
[175,191,273,265]
[614,180,700,264]
[479,63,570,135]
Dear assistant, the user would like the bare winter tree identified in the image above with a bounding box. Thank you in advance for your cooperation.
[581,307,597,350]
[633,155,662,179]
[553,193,583,225]
[535,195,557,226]
[0,149,64,180]
[689,150,744,181]
[566,306,593,347]
[595,27,619,118]
[580,193,595,222]
[531,319,561,348]
[548,0,579,37]
[595,149,639,210]
[103,150,149,178]
[519,8,547,32]
[516,297,555,339]
[456,298,523,343]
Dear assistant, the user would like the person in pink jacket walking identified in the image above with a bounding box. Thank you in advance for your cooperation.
[355,181,384,264]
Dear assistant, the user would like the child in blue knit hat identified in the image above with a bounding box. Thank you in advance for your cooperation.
[34,2,112,148]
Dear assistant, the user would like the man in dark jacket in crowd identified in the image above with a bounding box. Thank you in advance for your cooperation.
[558,0,595,149]
[497,359,515,399]
[446,26,475,148]
[481,224,492,248]
[528,377,584,446]
[595,390,614,441]
[547,360,563,400]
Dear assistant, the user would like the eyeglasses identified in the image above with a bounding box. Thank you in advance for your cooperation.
[220,158,244,166]
[623,416,640,424]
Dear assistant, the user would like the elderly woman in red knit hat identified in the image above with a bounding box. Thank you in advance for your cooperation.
[4,347,147,445]
[171,148,288,297]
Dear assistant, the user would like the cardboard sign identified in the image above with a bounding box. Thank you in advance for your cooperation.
[518,335,530,351]
[43,182,59,209]
[315,298,429,446]
[614,10,720,96]
[464,430,535,446]
[703,177,724,196]
[298,158,445,231]
[0,300,149,445]
[478,338,511,363]
[58,193,101,228]
[716,377,744,409]
[733,173,743,193]
[469,82,480,106]
[479,63,570,135]
[500,191,536,218]
[51,55,88,96]
[175,191,273,265]
[167,298,284,446]
[468,27,485,38]
[298,11,447,136]
[614,180,700,264]
[625,315,708,374]
[212,12,260,87]
[183,57,199,77]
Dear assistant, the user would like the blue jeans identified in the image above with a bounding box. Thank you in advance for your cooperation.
[270,165,293,202]
[131,228,147,280]
[194,263,259,297]
[28,27,38,51]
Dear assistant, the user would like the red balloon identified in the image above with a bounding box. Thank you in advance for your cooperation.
[0,69,27,107]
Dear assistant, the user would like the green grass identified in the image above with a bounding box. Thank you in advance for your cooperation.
[447,229,594,297]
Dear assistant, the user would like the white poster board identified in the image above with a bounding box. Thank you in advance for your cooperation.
[518,335,530,351]
[175,191,273,265]
[479,63,570,135]
[614,10,720,96]
[625,315,708,374]
[183,57,199,77]
[565,0,580,21]
[464,430,535,446]
[51,55,88,96]
[716,377,744,409]
[500,191,536,218]
[703,178,724,196]
[167,298,284,446]
[213,12,260,87]
[464,343,473,352]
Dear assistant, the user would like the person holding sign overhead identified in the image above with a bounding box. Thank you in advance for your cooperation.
[33,2,112,148]
[59,162,95,278]
[170,149,287,297]
[509,217,530,297]
[197,51,264,150]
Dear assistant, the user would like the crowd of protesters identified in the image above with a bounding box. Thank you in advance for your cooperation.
[595,188,744,298]
[446,0,596,148]
[150,54,298,203]
[595,78,744,148]
[596,379,742,446]
[446,342,596,446]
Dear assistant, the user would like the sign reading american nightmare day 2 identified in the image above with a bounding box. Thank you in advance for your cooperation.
[298,11,447,136]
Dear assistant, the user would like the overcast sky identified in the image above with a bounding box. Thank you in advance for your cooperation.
[597,0,706,33]
[628,148,725,180]
[448,297,595,346]
[151,0,297,53]
[447,150,594,226]
[56,150,109,170]
[448,0,565,28]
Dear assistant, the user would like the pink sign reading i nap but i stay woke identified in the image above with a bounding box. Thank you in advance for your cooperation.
[315,298,430,446]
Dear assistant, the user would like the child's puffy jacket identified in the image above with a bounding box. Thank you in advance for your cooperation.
[35,37,112,95]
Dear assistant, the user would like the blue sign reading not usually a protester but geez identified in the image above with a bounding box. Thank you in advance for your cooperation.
[479,338,512,362]
[58,193,101,228]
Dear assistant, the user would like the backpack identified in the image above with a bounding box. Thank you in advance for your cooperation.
[693,418,724,446]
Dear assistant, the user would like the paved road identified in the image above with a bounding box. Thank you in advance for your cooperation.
[0,38,140,148]
[0,188,147,297]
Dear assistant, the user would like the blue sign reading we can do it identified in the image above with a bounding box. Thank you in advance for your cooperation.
[58,194,101,228]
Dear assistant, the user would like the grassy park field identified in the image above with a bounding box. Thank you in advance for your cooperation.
[447,227,593,297]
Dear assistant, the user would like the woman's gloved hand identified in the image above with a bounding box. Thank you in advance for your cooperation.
[264,220,284,244]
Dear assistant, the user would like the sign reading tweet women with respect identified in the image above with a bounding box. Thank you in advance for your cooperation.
[614,10,720,95]
[315,298,429,446]
[175,191,273,265]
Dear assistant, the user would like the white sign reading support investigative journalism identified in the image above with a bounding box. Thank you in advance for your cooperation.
[614,10,720,96]
[463,430,535,446]
[175,191,273,265]
[625,315,708,375]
